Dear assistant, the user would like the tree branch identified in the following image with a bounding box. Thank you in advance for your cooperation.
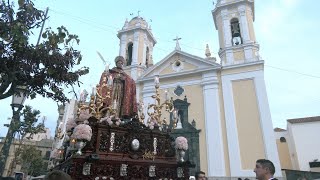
[0,81,16,100]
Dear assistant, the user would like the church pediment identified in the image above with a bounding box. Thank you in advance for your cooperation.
[138,50,220,80]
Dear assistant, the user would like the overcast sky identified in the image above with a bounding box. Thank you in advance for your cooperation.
[0,0,319,137]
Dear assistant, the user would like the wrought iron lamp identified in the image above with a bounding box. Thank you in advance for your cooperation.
[0,85,28,175]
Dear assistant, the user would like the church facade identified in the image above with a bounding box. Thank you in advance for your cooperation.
[118,0,281,178]
[52,0,282,179]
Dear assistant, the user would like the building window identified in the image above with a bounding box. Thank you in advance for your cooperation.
[171,60,183,72]
[174,86,184,96]
[126,42,133,66]
[146,47,149,67]
[45,151,51,159]
[280,137,286,143]
[230,18,242,46]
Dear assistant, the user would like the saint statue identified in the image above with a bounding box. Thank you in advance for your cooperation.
[99,56,137,119]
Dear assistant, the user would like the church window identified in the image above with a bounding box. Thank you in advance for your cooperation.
[145,47,149,67]
[174,85,184,96]
[230,18,242,46]
[126,42,133,66]
[172,60,183,72]
[280,137,286,143]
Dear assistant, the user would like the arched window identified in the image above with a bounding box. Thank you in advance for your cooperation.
[280,137,286,143]
[126,42,133,66]
[230,18,242,46]
[145,47,149,67]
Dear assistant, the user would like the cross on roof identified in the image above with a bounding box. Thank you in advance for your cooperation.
[173,36,181,51]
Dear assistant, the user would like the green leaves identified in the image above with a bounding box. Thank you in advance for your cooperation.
[17,105,45,138]
[0,0,89,103]
[19,145,47,176]
[18,0,25,8]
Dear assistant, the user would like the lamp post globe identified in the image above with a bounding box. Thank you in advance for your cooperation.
[11,85,28,110]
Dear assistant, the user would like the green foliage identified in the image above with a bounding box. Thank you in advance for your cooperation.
[0,0,89,103]
[9,105,46,175]
[19,145,47,176]
[10,105,45,138]
[17,105,45,138]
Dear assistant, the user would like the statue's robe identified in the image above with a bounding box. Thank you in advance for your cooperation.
[99,67,137,118]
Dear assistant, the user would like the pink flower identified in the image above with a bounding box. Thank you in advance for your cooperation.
[66,118,77,131]
[107,118,113,125]
[78,109,92,122]
[115,121,120,126]
[175,136,188,150]
[72,124,92,141]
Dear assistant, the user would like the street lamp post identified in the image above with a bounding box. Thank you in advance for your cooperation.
[0,86,28,176]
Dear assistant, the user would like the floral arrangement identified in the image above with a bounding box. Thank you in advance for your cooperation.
[100,115,121,126]
[137,101,144,112]
[72,124,92,141]
[147,116,159,130]
[149,121,155,130]
[77,109,92,123]
[175,136,188,150]
[66,118,77,131]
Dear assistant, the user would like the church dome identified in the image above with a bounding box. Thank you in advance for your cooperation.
[123,16,149,30]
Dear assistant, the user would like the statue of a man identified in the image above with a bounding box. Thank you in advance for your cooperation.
[99,56,137,119]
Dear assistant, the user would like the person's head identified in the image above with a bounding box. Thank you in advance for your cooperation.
[254,159,275,180]
[44,170,72,180]
[114,56,125,69]
[195,171,206,180]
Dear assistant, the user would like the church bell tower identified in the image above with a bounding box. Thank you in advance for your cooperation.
[212,0,260,65]
[117,16,157,81]
[212,0,282,178]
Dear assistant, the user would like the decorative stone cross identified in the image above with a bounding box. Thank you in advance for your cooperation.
[173,36,181,50]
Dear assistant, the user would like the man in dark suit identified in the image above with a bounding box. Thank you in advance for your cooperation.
[254,159,278,180]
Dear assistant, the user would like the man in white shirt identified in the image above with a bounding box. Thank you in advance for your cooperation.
[254,159,278,180]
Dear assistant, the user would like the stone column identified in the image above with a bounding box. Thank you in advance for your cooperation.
[201,72,226,177]
[119,34,127,58]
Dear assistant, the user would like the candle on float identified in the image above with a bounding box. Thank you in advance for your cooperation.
[113,100,117,109]
[173,109,178,119]
[91,87,96,96]
[165,90,169,100]
[154,75,159,85]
